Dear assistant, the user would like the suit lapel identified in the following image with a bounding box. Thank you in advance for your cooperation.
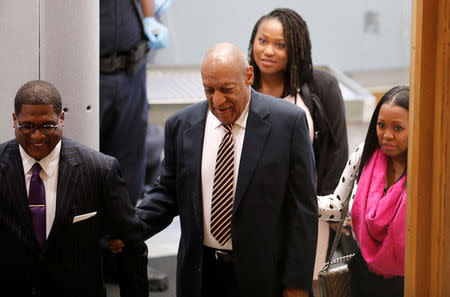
[44,138,81,249]
[233,90,271,214]
[0,141,39,251]
[183,103,208,232]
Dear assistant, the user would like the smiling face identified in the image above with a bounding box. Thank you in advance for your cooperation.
[201,49,254,124]
[252,18,288,76]
[376,102,409,159]
[13,104,64,160]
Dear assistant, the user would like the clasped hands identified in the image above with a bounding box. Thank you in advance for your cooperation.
[106,236,125,254]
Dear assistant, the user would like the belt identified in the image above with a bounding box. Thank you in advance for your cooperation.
[204,246,233,263]
[100,39,149,74]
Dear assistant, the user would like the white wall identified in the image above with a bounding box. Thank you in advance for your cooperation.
[0,0,99,149]
[151,0,412,72]
[40,0,99,149]
[0,1,39,141]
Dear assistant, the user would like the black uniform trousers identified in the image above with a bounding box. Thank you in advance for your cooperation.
[100,65,148,205]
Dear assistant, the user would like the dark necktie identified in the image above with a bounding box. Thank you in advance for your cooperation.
[29,162,46,248]
[210,123,234,246]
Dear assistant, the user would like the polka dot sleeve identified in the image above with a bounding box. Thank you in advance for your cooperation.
[317,143,363,221]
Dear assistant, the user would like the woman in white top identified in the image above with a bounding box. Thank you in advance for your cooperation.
[318,86,409,297]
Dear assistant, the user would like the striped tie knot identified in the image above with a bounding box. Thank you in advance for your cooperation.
[223,123,233,134]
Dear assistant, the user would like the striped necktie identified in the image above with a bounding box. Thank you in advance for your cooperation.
[29,162,46,248]
[210,123,234,246]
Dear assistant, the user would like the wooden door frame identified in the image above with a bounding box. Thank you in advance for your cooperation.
[406,0,450,295]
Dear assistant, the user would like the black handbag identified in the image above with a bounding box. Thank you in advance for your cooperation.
[318,171,356,297]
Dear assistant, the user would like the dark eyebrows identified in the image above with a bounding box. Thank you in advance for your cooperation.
[257,33,285,42]
[17,119,59,125]
[392,120,408,126]
[377,118,408,126]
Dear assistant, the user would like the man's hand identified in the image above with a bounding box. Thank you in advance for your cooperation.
[143,17,169,49]
[106,236,125,254]
[283,288,309,297]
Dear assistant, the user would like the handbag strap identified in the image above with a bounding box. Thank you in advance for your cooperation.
[320,170,357,272]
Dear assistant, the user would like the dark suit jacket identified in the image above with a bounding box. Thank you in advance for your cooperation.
[309,69,349,195]
[0,137,147,297]
[138,89,318,297]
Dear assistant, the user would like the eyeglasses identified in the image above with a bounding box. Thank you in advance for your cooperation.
[16,121,60,135]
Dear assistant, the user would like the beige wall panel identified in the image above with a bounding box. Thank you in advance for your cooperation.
[0,1,39,142]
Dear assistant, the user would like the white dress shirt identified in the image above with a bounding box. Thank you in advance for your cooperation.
[201,99,250,250]
[20,141,61,239]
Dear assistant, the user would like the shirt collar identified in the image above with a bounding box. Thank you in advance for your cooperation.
[209,96,251,129]
[19,140,62,178]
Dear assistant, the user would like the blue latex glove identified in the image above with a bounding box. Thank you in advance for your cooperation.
[154,0,174,16]
[143,17,169,49]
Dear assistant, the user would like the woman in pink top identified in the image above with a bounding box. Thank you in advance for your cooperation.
[319,86,409,296]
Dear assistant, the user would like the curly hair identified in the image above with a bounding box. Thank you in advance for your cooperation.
[248,8,314,98]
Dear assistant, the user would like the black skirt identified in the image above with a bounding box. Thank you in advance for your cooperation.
[348,250,404,297]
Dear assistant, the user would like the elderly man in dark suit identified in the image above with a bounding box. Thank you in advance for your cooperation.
[133,43,318,297]
[0,80,148,297]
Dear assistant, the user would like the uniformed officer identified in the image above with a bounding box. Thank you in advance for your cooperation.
[99,0,169,291]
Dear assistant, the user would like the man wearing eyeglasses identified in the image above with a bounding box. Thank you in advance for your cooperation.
[0,80,148,297]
